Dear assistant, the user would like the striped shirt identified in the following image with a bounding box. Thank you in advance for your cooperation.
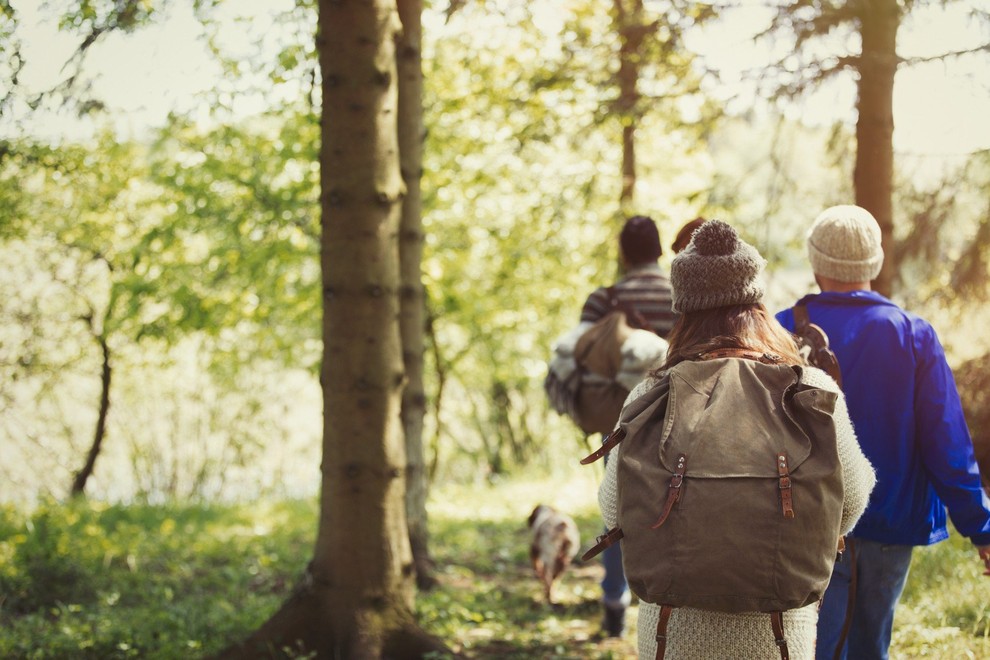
[580,263,677,338]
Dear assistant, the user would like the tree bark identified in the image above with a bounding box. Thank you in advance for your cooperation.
[395,0,436,592]
[613,0,647,213]
[70,331,111,496]
[854,0,900,297]
[216,1,449,656]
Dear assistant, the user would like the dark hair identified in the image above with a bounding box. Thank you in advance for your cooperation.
[671,217,707,254]
[654,303,802,376]
[620,215,662,264]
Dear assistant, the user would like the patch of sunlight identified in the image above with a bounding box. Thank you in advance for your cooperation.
[892,621,989,659]
[428,467,602,522]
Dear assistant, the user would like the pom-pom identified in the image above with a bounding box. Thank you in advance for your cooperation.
[691,219,738,256]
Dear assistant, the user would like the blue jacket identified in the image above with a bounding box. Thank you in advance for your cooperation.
[777,290,990,547]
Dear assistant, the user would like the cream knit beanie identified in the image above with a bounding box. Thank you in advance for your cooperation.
[808,205,884,283]
[670,220,766,313]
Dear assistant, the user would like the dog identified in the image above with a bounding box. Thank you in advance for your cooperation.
[527,504,581,604]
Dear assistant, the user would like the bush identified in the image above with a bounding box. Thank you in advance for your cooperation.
[0,501,100,614]
[0,498,313,659]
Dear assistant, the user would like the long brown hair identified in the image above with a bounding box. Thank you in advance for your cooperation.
[655,303,802,375]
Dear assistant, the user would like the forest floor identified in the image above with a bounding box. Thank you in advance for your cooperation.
[1,467,988,658]
[418,466,637,658]
[423,471,990,659]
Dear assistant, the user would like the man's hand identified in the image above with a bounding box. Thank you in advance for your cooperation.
[978,545,990,577]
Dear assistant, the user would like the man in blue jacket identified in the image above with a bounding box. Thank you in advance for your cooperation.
[777,205,990,660]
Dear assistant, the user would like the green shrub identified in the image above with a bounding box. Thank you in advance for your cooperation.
[0,501,101,614]
[1,475,988,659]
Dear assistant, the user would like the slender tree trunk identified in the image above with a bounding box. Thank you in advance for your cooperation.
[854,0,900,297]
[216,2,448,656]
[613,0,648,214]
[395,0,435,592]
[70,333,111,496]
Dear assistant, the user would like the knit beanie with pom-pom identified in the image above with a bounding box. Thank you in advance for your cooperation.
[670,220,767,313]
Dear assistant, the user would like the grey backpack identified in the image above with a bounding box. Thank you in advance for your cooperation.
[581,350,844,660]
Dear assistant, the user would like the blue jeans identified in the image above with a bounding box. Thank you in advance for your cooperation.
[601,533,629,608]
[816,538,914,660]
[601,444,630,609]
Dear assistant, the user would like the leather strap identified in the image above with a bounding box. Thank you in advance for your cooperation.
[580,527,624,562]
[793,303,843,388]
[770,611,790,660]
[697,348,783,364]
[777,452,795,519]
[980,546,990,576]
[651,454,687,529]
[654,604,674,660]
[580,428,626,465]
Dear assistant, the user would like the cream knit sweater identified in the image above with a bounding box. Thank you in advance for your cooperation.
[598,366,876,660]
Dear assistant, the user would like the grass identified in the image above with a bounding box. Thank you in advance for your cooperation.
[0,468,987,658]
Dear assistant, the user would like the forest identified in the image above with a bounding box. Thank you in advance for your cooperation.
[1,0,989,658]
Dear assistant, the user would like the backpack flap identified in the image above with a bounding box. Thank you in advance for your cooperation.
[658,359,813,476]
[617,358,844,614]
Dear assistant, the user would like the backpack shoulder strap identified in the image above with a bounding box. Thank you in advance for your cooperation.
[793,302,811,331]
[580,526,624,561]
[791,303,843,389]
[696,348,783,364]
[580,428,626,464]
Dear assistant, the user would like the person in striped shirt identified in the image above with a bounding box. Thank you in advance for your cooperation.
[580,215,677,637]
[580,215,678,338]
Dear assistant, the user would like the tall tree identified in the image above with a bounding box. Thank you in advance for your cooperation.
[609,0,712,215]
[5,0,444,650]
[766,0,901,294]
[852,0,899,295]
[613,0,650,211]
[218,0,448,654]
[395,0,436,590]
[314,2,419,650]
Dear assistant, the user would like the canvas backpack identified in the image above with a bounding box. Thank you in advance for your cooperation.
[544,287,659,435]
[580,350,844,660]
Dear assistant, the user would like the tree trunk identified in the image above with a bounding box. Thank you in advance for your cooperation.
[70,332,111,497]
[613,0,646,213]
[216,1,448,656]
[854,0,900,297]
[395,0,436,592]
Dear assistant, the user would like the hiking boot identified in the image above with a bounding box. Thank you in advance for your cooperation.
[602,604,626,638]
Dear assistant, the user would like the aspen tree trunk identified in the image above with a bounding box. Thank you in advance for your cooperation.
[854,0,900,297]
[395,0,436,591]
[216,2,448,655]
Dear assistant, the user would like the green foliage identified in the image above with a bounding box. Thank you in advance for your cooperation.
[0,501,97,614]
[0,498,312,659]
[147,108,321,370]
[421,0,714,478]
[2,476,989,658]
[1,118,322,500]
[192,0,317,116]
[894,530,990,657]
[0,1,20,116]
